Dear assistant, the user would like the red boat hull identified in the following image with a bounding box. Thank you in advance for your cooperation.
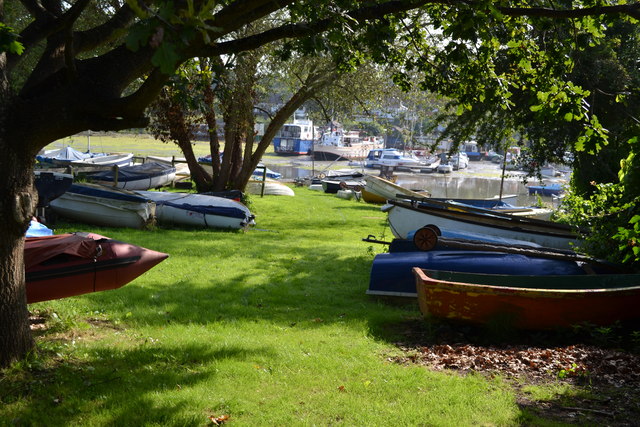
[26,233,168,304]
[413,268,640,329]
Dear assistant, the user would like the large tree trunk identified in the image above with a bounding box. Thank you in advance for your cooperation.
[0,133,38,368]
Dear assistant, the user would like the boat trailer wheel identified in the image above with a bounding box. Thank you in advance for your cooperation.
[413,225,441,251]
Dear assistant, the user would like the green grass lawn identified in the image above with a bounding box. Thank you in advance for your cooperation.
[0,187,525,425]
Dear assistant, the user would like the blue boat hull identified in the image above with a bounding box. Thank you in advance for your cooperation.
[368,250,606,297]
[273,137,313,155]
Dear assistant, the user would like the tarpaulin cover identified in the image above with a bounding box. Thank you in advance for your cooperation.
[158,201,248,219]
[67,183,150,203]
[25,234,100,269]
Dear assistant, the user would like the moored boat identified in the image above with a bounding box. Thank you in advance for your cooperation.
[527,183,565,197]
[136,191,255,229]
[413,268,640,329]
[50,183,155,229]
[26,232,168,303]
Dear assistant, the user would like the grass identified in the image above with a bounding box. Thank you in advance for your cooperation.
[0,186,527,426]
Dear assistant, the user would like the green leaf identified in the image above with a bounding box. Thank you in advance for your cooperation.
[530,105,542,112]
[564,112,573,122]
[152,43,181,74]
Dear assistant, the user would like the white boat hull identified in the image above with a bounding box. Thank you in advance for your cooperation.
[50,188,155,229]
[246,180,295,196]
[385,202,577,250]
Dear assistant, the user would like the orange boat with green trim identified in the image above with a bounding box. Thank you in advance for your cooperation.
[413,268,640,329]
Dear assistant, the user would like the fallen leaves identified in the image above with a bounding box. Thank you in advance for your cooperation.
[208,414,229,425]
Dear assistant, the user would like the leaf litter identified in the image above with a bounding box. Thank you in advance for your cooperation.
[388,318,640,425]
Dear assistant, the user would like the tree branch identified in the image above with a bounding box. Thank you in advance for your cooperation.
[498,3,640,20]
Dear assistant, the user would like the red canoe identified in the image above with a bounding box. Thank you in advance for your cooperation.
[26,233,168,304]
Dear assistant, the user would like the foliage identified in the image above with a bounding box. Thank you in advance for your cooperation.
[555,138,640,267]
[0,23,23,55]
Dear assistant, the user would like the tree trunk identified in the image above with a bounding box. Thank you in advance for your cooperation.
[0,133,37,368]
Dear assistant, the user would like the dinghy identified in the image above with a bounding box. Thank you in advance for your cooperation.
[50,183,155,229]
[413,268,640,329]
[136,191,255,229]
[87,162,176,190]
[26,232,168,303]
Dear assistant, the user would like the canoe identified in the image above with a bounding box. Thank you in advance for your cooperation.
[26,232,168,303]
[87,162,176,190]
[362,175,430,203]
[367,249,606,298]
[383,198,582,250]
[50,183,155,229]
[136,191,255,229]
[413,268,640,329]
[246,180,295,196]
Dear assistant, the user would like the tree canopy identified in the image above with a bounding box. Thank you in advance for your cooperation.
[4,0,640,366]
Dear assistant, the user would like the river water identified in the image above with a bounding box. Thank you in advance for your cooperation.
[265,158,568,207]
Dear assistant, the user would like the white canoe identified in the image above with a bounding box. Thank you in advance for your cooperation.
[50,183,155,229]
[136,191,255,229]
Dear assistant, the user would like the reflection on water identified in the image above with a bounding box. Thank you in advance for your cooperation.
[267,163,558,207]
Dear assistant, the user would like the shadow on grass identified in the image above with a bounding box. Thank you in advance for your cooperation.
[3,343,273,425]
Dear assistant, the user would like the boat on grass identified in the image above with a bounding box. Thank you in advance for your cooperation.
[34,170,73,207]
[136,191,255,229]
[50,183,155,229]
[413,268,640,329]
[87,162,176,190]
[383,198,582,250]
[37,146,133,167]
[26,232,168,303]
[361,175,430,204]
[246,180,295,196]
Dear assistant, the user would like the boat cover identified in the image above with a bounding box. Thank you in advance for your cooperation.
[34,171,73,206]
[26,220,54,238]
[25,233,100,270]
[37,146,92,162]
[88,162,176,182]
[158,201,248,219]
[67,183,151,203]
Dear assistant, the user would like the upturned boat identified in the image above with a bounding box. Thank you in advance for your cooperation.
[413,268,640,329]
[50,183,155,229]
[26,232,168,303]
[136,191,255,229]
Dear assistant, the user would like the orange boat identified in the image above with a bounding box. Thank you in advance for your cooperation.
[413,268,640,329]
[26,233,168,304]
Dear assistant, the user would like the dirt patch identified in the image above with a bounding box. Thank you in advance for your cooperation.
[388,319,640,425]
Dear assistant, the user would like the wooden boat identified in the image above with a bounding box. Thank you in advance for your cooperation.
[413,268,640,329]
[87,162,176,190]
[368,247,607,298]
[527,183,565,197]
[431,198,553,220]
[383,198,582,250]
[50,183,155,229]
[362,175,430,203]
[136,191,255,229]
[26,232,168,304]
[246,179,295,196]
